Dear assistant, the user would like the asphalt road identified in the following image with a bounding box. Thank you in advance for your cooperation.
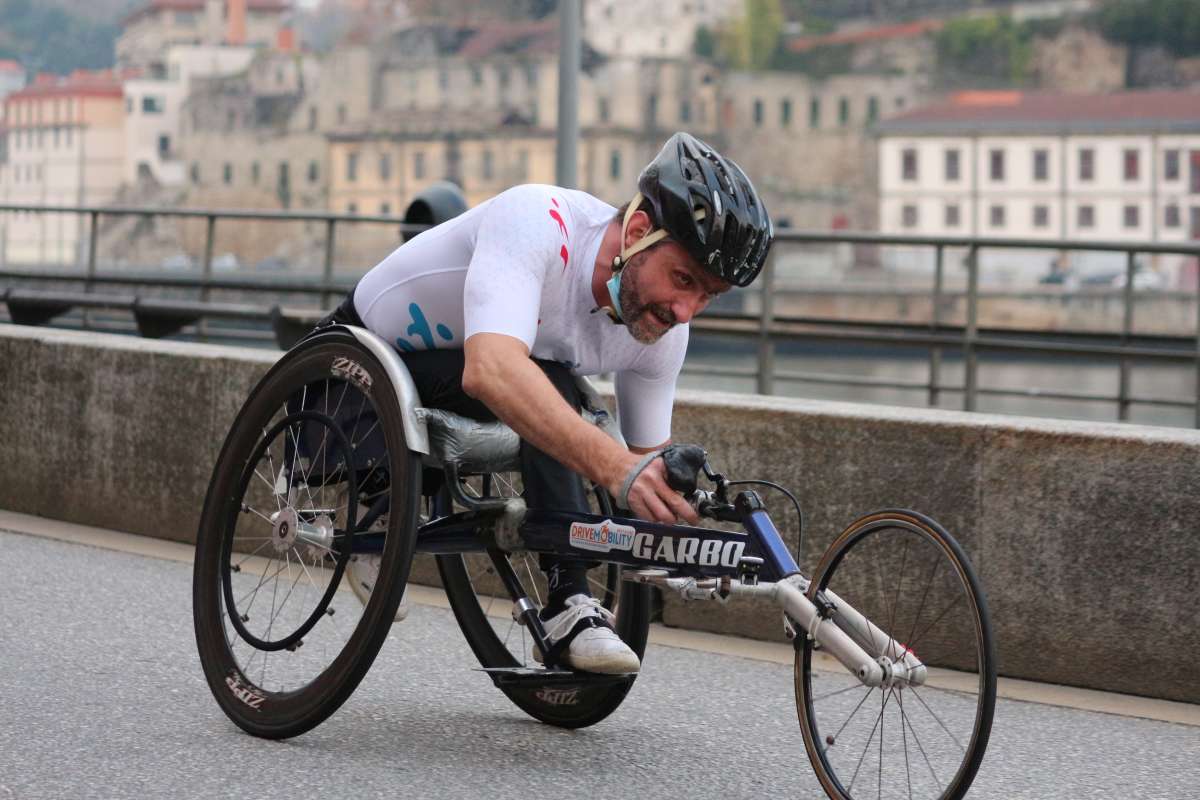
[1,526,1197,800]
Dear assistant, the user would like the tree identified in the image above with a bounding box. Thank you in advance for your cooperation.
[935,15,1034,86]
[723,0,785,71]
[1097,0,1200,57]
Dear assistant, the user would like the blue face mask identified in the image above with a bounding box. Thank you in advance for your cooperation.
[605,270,624,322]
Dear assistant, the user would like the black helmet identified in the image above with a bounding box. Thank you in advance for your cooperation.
[637,132,773,287]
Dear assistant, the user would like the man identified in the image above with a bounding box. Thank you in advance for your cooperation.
[329,132,772,674]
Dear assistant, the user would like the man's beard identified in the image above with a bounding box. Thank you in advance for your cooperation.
[618,252,677,344]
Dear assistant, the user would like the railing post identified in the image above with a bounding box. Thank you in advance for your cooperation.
[929,244,944,407]
[1119,250,1135,421]
[964,244,979,412]
[84,210,99,331]
[756,249,776,395]
[1195,265,1200,429]
[200,214,216,341]
[323,217,337,310]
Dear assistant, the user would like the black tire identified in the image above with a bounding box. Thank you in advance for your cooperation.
[193,329,421,739]
[795,510,996,800]
[437,475,652,728]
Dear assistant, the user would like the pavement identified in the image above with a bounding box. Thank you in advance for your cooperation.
[0,509,1197,800]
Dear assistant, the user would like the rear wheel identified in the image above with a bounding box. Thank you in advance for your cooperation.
[795,510,996,800]
[193,330,421,739]
[437,471,652,728]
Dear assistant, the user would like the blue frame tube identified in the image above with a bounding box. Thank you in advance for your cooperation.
[742,508,800,579]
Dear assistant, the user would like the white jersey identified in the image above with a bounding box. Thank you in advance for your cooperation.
[352,183,689,448]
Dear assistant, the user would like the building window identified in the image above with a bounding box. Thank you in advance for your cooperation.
[901,204,918,228]
[1124,204,1140,228]
[308,161,319,182]
[944,149,960,182]
[223,163,233,184]
[647,94,657,126]
[381,202,391,215]
[53,127,60,148]
[1165,149,1180,181]
[1033,205,1049,228]
[158,134,170,157]
[809,98,820,129]
[347,202,357,215]
[346,152,358,181]
[250,161,259,183]
[990,204,1005,228]
[610,148,621,180]
[482,149,493,181]
[680,100,691,123]
[414,151,426,179]
[1078,204,1095,228]
[1079,148,1094,181]
[1033,149,1049,182]
[902,148,918,182]
[598,97,610,123]
[308,106,317,131]
[142,96,164,114]
[867,96,878,123]
[380,153,391,181]
[438,69,449,90]
[65,127,71,147]
[945,203,960,228]
[838,97,849,126]
[190,163,200,183]
[989,149,1005,182]
[1165,204,1181,228]
[126,98,133,114]
[471,66,482,85]
[753,99,763,126]
[1123,149,1140,181]
[780,99,791,127]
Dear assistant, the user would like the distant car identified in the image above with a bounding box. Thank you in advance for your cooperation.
[212,253,240,272]
[161,253,194,271]
[254,256,289,272]
[1111,269,1165,290]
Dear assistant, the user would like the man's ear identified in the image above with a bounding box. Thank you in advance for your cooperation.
[624,210,653,246]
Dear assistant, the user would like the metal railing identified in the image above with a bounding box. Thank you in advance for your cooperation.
[3,203,1200,426]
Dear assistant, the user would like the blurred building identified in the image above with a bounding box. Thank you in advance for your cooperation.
[117,0,293,74]
[0,71,126,266]
[876,90,1200,282]
[582,0,741,58]
[0,60,26,102]
[124,44,260,187]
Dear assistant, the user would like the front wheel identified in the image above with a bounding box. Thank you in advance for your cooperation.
[795,510,996,800]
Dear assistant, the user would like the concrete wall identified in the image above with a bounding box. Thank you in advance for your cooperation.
[1,323,1197,704]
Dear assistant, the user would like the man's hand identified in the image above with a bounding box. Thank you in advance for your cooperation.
[612,452,700,526]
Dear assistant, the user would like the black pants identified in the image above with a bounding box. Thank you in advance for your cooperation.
[317,294,596,601]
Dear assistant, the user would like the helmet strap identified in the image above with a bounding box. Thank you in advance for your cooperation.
[599,192,707,324]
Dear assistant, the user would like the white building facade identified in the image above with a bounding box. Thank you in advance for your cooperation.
[124,45,258,186]
[0,72,126,266]
[877,91,1200,283]
[583,0,741,57]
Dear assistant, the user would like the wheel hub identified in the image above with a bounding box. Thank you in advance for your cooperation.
[271,508,299,553]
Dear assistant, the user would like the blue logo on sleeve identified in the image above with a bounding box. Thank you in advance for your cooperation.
[395,302,456,352]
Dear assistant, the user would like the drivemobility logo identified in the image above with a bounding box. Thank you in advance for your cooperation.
[569,519,636,553]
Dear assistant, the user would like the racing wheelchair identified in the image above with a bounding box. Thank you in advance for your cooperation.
[193,324,996,800]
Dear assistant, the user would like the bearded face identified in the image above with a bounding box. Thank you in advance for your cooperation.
[618,249,678,344]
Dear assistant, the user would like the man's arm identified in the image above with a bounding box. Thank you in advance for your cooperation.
[462,333,698,525]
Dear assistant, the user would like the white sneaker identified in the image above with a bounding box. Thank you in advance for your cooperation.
[534,594,640,674]
[347,553,409,622]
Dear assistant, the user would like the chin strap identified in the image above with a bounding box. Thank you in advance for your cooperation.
[596,193,708,324]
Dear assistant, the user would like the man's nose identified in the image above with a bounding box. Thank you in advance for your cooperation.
[671,294,706,324]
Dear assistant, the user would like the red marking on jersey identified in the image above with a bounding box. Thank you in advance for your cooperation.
[560,244,569,269]
[548,208,568,239]
[551,197,559,207]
